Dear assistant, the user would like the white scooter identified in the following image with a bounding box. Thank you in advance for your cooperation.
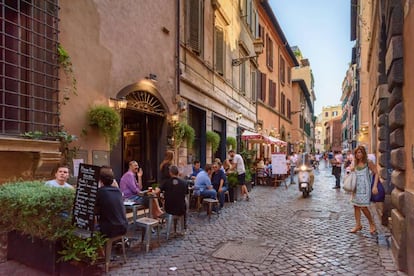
[295,153,313,198]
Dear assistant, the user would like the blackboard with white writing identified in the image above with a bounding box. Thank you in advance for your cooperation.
[72,163,100,232]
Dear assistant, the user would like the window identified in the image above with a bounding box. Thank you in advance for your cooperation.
[241,0,258,37]
[281,93,285,115]
[287,99,291,120]
[332,111,338,116]
[257,72,266,102]
[214,27,224,76]
[287,66,291,84]
[279,55,285,85]
[266,34,273,70]
[1,0,60,136]
[187,0,203,55]
[239,52,246,94]
[325,112,329,117]
[268,80,276,108]
[251,70,257,102]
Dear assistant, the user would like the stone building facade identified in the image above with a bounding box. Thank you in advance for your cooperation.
[352,0,414,273]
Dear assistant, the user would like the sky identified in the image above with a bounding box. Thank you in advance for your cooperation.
[269,0,354,116]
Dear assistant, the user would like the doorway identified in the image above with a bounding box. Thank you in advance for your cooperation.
[122,109,163,188]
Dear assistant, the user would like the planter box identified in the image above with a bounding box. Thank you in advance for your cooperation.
[7,231,59,275]
[58,261,101,276]
[7,231,102,275]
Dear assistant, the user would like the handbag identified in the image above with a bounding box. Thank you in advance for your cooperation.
[343,171,356,192]
[371,174,385,202]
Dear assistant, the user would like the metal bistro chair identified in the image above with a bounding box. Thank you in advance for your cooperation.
[256,168,269,185]
[105,235,127,272]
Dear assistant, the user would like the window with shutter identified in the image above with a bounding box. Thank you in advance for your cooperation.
[287,99,291,120]
[281,93,285,115]
[215,27,224,76]
[260,72,267,102]
[187,0,203,55]
[240,58,246,95]
[251,70,257,102]
[280,56,285,85]
[266,35,273,70]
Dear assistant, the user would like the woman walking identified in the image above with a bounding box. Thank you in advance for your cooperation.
[350,145,379,234]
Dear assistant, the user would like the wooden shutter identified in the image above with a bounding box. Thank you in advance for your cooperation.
[188,0,202,54]
[215,27,224,75]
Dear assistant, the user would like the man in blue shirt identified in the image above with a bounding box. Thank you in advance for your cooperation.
[189,160,203,180]
[193,164,216,199]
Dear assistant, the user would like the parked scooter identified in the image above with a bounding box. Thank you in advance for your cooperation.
[295,153,313,198]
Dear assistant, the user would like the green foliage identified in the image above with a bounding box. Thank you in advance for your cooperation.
[183,123,195,148]
[173,122,195,149]
[0,181,75,241]
[58,230,107,264]
[57,44,77,105]
[240,149,257,176]
[88,105,121,148]
[227,172,239,188]
[226,136,237,150]
[206,130,220,153]
[0,181,107,265]
[21,131,45,139]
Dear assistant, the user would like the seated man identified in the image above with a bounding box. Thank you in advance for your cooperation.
[157,165,188,216]
[193,164,217,199]
[189,160,203,180]
[45,164,74,189]
[211,162,228,209]
[95,166,128,238]
[120,160,163,218]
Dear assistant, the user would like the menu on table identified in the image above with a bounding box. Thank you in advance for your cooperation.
[72,163,100,232]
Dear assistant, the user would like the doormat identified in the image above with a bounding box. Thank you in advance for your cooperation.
[295,210,339,220]
[212,241,273,263]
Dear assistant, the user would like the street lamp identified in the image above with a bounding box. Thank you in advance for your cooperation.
[232,38,264,66]
[290,103,305,116]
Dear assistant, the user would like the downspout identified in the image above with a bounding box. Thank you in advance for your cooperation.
[176,0,181,98]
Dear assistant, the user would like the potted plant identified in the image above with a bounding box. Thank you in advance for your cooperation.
[87,105,121,149]
[206,130,220,153]
[173,122,195,149]
[226,136,237,150]
[0,181,105,274]
[226,172,239,202]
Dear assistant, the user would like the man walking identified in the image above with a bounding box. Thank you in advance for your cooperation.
[228,150,250,201]
[332,150,343,189]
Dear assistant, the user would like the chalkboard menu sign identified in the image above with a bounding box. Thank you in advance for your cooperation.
[72,163,100,232]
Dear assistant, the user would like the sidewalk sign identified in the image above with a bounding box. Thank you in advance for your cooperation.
[72,163,100,233]
[271,153,287,175]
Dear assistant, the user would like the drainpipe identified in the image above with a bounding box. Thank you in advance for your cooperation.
[176,0,181,98]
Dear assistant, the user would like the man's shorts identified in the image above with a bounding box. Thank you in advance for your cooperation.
[237,173,246,185]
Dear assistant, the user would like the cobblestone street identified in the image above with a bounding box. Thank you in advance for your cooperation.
[0,164,406,275]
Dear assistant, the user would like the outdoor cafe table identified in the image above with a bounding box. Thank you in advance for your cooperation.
[138,190,158,218]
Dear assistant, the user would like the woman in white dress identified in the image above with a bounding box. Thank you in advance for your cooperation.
[349,145,379,234]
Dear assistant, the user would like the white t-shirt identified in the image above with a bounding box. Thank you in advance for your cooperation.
[233,154,245,175]
[45,179,74,189]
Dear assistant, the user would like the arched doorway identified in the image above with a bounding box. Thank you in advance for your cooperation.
[110,80,169,188]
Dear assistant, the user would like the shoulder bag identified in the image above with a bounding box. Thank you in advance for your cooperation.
[343,171,356,192]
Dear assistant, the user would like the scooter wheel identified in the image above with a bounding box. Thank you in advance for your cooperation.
[302,190,309,198]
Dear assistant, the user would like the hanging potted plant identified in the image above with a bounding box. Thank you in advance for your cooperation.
[206,130,220,153]
[173,122,195,149]
[87,105,121,149]
[226,136,237,150]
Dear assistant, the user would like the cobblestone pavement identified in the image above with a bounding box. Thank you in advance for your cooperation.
[0,164,407,275]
